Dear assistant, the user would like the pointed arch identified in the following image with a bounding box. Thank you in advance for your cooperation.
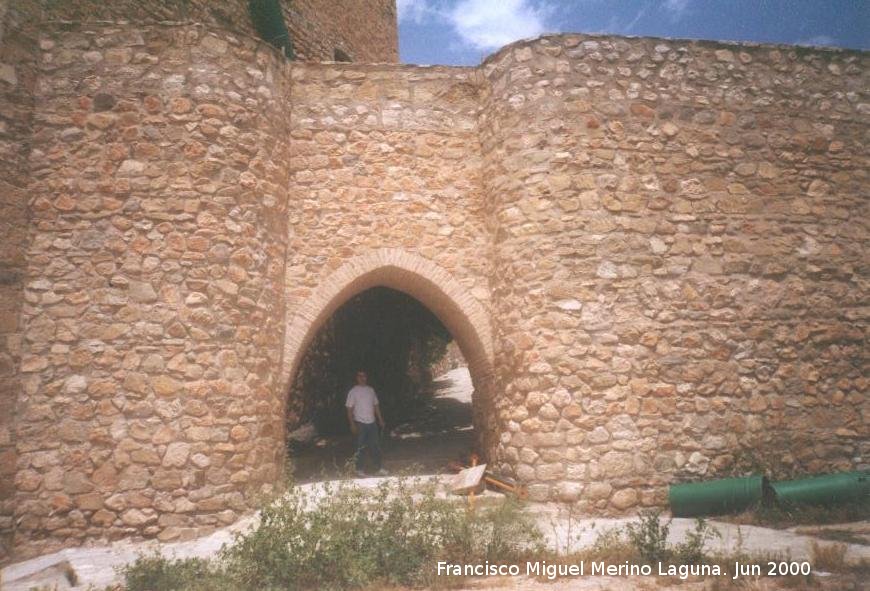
[279,249,494,402]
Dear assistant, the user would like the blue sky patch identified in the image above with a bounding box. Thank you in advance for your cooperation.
[397,0,869,65]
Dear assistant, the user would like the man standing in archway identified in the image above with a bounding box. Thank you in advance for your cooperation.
[346,370,387,477]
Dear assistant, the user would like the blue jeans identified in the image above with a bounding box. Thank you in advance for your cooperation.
[354,421,382,472]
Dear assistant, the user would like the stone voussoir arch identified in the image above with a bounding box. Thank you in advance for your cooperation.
[279,249,495,403]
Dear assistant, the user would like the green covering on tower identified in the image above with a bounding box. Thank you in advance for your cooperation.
[248,0,295,59]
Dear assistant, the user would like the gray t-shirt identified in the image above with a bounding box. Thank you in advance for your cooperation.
[345,385,379,424]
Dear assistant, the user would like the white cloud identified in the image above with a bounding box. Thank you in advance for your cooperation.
[397,0,430,23]
[448,0,553,50]
[624,6,648,33]
[662,0,690,21]
[798,35,837,47]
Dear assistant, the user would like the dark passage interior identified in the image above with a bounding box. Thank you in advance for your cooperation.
[286,287,473,481]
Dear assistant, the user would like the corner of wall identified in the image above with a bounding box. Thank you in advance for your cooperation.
[0,0,38,562]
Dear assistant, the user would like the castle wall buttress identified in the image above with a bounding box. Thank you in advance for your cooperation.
[10,24,291,558]
[479,36,868,508]
[0,0,39,561]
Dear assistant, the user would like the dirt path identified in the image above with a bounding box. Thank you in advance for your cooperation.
[290,367,475,481]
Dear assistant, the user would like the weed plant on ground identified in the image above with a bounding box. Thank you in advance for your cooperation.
[120,476,543,591]
[119,487,868,590]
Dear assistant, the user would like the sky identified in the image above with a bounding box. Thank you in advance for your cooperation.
[397,0,870,66]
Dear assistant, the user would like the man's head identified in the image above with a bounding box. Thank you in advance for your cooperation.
[355,370,368,385]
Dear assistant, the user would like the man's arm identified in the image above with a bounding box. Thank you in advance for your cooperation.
[374,403,385,429]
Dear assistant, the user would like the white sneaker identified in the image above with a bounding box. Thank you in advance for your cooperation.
[376,468,388,476]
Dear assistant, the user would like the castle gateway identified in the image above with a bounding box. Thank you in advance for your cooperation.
[0,1,867,559]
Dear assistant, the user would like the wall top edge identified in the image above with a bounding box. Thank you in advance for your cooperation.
[480,32,869,69]
[28,19,474,73]
[25,20,869,72]
[291,61,475,74]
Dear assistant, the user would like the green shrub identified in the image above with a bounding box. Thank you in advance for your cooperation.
[222,477,542,589]
[582,526,636,563]
[124,476,543,590]
[621,512,720,565]
[120,552,222,591]
[624,510,671,564]
[673,518,721,563]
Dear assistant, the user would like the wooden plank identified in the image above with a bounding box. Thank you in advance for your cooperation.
[450,463,486,495]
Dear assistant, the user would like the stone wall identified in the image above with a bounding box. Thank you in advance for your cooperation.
[279,61,497,454]
[2,19,867,559]
[10,23,291,558]
[0,0,38,561]
[285,0,398,62]
[9,0,397,64]
[480,36,868,508]
[430,341,466,377]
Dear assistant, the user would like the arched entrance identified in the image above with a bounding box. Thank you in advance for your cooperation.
[279,249,495,477]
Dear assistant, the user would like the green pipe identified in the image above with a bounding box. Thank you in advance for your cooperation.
[669,475,769,517]
[771,471,870,507]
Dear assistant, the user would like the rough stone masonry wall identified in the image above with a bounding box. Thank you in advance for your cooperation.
[282,62,496,450]
[13,0,397,64]
[480,35,868,509]
[285,0,398,62]
[10,23,291,558]
[4,22,868,558]
[0,0,38,561]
